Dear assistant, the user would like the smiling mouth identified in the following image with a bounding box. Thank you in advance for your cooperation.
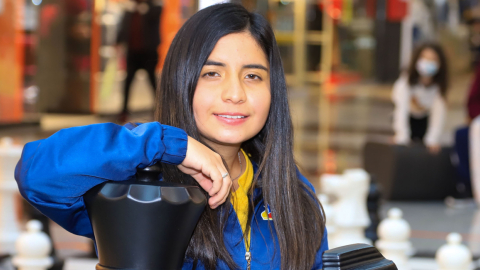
[214,114,247,119]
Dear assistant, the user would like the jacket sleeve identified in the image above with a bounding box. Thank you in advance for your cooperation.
[15,122,188,239]
[424,93,446,146]
[392,75,411,145]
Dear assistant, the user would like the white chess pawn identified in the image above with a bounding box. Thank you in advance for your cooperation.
[317,194,336,239]
[0,137,22,254]
[436,233,472,270]
[376,208,412,270]
[12,220,53,270]
[320,170,371,248]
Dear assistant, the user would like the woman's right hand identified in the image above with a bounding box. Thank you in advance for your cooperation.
[177,136,232,209]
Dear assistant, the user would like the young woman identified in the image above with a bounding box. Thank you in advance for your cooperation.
[15,4,327,270]
[392,43,449,154]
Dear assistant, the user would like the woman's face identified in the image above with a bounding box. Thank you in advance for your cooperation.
[419,47,440,65]
[193,32,271,147]
[416,47,441,77]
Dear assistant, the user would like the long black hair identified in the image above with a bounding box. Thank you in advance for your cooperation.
[156,4,325,269]
[407,42,449,97]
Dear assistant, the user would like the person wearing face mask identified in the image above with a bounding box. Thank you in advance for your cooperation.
[392,43,449,154]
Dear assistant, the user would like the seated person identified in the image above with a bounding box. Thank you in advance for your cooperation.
[392,42,449,154]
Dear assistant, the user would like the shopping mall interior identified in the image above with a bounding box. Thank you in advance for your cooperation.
[1,0,480,269]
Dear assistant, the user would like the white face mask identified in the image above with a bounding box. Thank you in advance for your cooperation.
[416,59,439,77]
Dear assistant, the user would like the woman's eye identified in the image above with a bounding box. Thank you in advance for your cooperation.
[246,74,262,80]
[203,72,219,77]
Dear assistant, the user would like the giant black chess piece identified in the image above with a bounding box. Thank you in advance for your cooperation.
[84,163,206,270]
[323,244,397,270]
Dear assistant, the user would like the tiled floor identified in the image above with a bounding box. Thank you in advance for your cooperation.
[382,201,480,258]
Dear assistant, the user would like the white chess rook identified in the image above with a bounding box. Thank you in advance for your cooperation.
[0,137,22,254]
[436,233,472,270]
[12,220,53,270]
[317,194,336,240]
[320,169,371,248]
[376,208,412,270]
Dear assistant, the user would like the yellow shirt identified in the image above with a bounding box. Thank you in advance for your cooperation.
[230,149,254,251]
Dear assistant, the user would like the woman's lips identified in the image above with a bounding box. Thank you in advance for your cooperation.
[214,113,249,125]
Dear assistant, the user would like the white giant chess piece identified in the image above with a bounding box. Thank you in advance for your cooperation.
[376,208,412,270]
[0,137,22,254]
[320,174,343,195]
[436,233,472,270]
[12,220,53,270]
[320,170,371,248]
[317,194,336,240]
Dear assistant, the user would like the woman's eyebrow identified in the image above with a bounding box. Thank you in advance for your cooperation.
[204,60,225,67]
[204,60,268,71]
[243,64,268,71]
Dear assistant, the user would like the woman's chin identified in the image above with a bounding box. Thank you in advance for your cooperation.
[208,134,250,146]
[215,138,245,146]
[200,129,259,147]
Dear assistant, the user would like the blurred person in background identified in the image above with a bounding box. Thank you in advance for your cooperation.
[116,0,162,122]
[469,18,480,67]
[452,58,480,200]
[468,62,480,121]
[392,42,449,154]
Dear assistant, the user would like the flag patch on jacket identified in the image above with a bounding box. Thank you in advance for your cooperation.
[261,205,273,220]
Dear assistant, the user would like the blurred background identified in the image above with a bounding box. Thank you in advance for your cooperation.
[1,0,480,269]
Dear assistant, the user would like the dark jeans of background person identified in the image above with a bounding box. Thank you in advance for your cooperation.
[454,126,473,198]
[409,115,428,142]
[123,50,158,114]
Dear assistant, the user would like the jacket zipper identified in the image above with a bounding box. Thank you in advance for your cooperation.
[237,207,254,270]
[245,250,251,270]
[243,221,251,270]
[234,195,262,270]
[244,203,261,270]
[245,198,264,270]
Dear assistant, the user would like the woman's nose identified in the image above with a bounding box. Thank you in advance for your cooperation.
[221,76,246,104]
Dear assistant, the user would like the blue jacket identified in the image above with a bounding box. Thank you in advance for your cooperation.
[15,122,328,269]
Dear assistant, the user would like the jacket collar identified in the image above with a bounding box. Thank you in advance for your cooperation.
[251,161,263,201]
